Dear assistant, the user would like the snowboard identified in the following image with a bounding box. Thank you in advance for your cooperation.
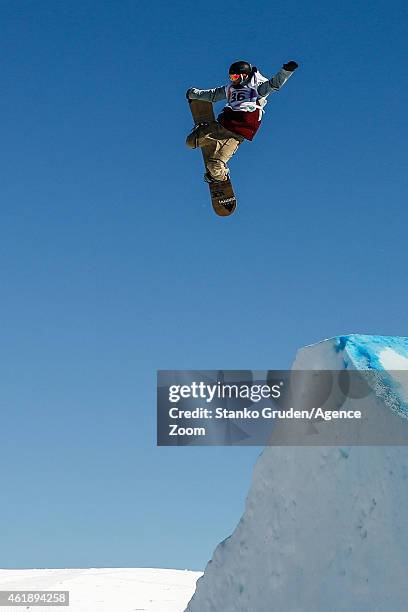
[188,99,237,217]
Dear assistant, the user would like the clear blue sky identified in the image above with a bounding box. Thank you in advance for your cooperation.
[0,0,407,571]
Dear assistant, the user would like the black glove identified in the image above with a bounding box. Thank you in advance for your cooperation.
[283,61,298,72]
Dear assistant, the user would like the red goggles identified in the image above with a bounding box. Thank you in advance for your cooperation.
[229,73,243,81]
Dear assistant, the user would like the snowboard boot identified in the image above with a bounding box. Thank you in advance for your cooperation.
[204,170,230,184]
[186,122,209,149]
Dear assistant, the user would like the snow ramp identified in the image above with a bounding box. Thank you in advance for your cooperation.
[185,334,408,612]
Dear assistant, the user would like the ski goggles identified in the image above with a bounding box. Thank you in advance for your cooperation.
[229,73,243,82]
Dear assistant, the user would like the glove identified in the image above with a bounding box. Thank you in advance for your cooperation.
[283,61,298,72]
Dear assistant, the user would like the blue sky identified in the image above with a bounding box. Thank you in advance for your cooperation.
[0,0,407,570]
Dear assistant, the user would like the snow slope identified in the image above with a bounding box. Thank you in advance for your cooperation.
[186,335,408,612]
[0,568,201,612]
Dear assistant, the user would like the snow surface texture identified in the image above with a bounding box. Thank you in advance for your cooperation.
[186,335,408,612]
[0,568,201,612]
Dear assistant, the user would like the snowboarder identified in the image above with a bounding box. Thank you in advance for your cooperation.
[186,60,299,183]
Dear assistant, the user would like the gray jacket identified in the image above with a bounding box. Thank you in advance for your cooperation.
[188,68,293,103]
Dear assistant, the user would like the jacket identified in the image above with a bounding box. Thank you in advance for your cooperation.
[188,67,293,141]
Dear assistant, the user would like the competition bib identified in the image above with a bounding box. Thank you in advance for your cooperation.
[225,70,268,113]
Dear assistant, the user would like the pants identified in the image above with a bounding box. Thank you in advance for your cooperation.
[193,121,244,181]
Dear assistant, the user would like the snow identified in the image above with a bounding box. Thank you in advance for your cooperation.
[186,335,408,612]
[380,347,408,370]
[0,568,201,612]
[379,348,408,403]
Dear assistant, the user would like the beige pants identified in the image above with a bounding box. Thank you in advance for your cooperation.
[196,121,244,181]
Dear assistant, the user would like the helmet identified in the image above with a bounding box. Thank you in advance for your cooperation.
[228,60,253,85]
[229,60,252,75]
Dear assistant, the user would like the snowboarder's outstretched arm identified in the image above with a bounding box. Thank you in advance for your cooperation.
[257,61,299,97]
[186,86,227,103]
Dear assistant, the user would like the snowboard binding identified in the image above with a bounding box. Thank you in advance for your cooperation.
[204,171,229,184]
[186,122,210,149]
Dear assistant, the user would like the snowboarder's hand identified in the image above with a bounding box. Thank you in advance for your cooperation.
[283,61,298,72]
